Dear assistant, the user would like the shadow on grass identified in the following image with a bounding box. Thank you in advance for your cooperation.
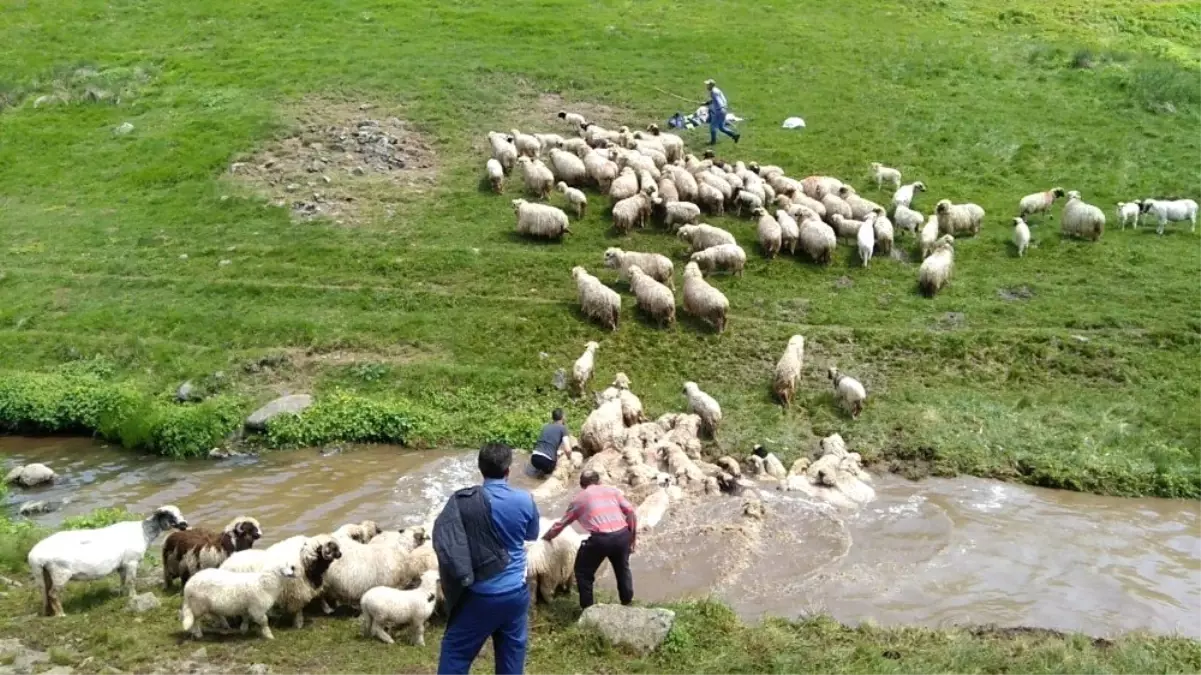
[63,585,123,615]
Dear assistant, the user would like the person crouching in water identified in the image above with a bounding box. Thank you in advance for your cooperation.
[529,408,570,477]
[542,469,637,609]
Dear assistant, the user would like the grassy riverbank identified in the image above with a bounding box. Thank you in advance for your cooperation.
[1,0,1199,498]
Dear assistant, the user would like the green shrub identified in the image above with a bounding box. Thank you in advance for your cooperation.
[0,515,42,573]
[60,507,138,530]
[483,411,543,449]
[265,390,415,448]
[1124,60,1201,113]
[142,396,245,458]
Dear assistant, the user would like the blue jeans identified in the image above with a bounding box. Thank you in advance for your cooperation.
[438,586,530,675]
[709,109,738,144]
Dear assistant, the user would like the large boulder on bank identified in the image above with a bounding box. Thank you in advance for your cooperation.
[245,394,312,431]
[578,604,676,653]
[4,463,57,488]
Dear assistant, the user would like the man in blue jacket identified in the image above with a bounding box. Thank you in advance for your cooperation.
[435,443,540,675]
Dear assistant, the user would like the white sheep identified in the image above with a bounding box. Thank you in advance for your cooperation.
[690,244,747,276]
[513,199,571,240]
[839,186,885,220]
[822,193,853,226]
[682,261,729,333]
[893,204,923,233]
[487,131,517,174]
[803,175,845,200]
[892,181,926,209]
[572,266,621,331]
[627,265,676,328]
[609,167,639,202]
[657,199,701,231]
[657,176,680,204]
[755,207,783,259]
[873,209,894,255]
[935,199,985,236]
[773,335,805,408]
[558,110,588,131]
[1140,198,1197,235]
[549,148,588,187]
[697,170,733,203]
[516,156,554,199]
[645,124,684,162]
[534,133,564,152]
[180,563,296,640]
[555,181,587,218]
[828,367,867,418]
[697,182,725,216]
[683,381,722,438]
[597,372,646,427]
[667,166,699,203]
[635,483,672,533]
[677,223,736,253]
[918,233,955,296]
[869,162,901,190]
[735,189,765,217]
[798,218,837,265]
[359,569,440,645]
[332,520,383,544]
[221,534,343,628]
[572,341,599,396]
[582,148,619,191]
[1061,191,1105,241]
[28,505,187,616]
[511,128,541,158]
[580,398,626,456]
[1012,217,1031,257]
[919,214,940,258]
[563,137,590,155]
[612,190,653,234]
[526,518,583,604]
[1018,187,1065,220]
[485,158,504,194]
[321,528,428,609]
[1117,201,1142,229]
[776,209,800,255]
[830,213,866,240]
[603,247,674,288]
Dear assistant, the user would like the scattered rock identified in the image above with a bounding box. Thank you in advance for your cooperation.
[18,500,60,516]
[189,648,207,661]
[126,592,160,613]
[834,276,854,290]
[41,667,75,675]
[99,668,124,675]
[578,604,676,654]
[285,183,299,192]
[245,394,313,431]
[176,381,195,403]
[229,162,246,174]
[319,446,342,457]
[113,122,134,135]
[248,665,270,675]
[218,259,231,267]
[207,448,244,460]
[0,575,22,588]
[5,463,57,487]
[552,368,567,391]
[997,285,1034,301]
[0,639,24,658]
[178,254,188,260]
[1071,334,1090,344]
[941,311,965,327]
[539,352,549,360]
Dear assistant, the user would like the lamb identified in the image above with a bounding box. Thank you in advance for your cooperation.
[549,148,588,187]
[830,213,866,239]
[221,534,343,628]
[935,199,985,236]
[516,156,554,199]
[534,133,564,152]
[332,521,383,544]
[838,186,885,220]
[29,505,187,616]
[582,148,619,191]
[798,218,838,265]
[180,563,296,640]
[894,204,923,233]
[755,207,782,259]
[918,234,955,296]
[603,247,674,288]
[857,215,876,267]
[919,214,940,258]
[163,516,262,589]
[558,110,588,131]
[1012,217,1031,257]
[677,223,736,253]
[683,381,722,439]
[525,518,583,604]
[690,243,747,277]
[870,162,901,190]
[320,528,428,609]
[657,199,701,231]
[828,367,867,418]
[487,131,517,174]
[735,189,765,217]
[1060,191,1106,241]
[572,266,621,331]
[682,262,729,333]
[776,209,800,255]
[697,182,725,216]
[513,199,571,240]
[716,456,742,477]
[556,182,588,218]
[873,209,894,255]
[627,265,676,328]
[609,167,639,202]
[580,398,627,456]
[1018,187,1065,219]
[612,189,653,234]
[598,372,647,426]
[359,569,440,645]
[1140,198,1197,235]
[572,341,599,397]
[1117,201,1142,229]
[751,445,788,481]
[485,158,504,193]
[892,181,926,209]
[510,128,541,158]
[773,335,805,408]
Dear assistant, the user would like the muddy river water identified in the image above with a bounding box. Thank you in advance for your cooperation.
[3,438,1198,638]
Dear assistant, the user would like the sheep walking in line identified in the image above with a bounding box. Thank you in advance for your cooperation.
[1140,198,1198,235]
[857,215,876,268]
[677,223,737,253]
[919,234,955,296]
[1018,187,1065,220]
[682,261,729,333]
[1117,201,1142,229]
[572,266,621,331]
[180,563,297,640]
[755,207,783,259]
[555,182,588,219]
[603,247,674,288]
[776,209,800,255]
[513,199,571,240]
[690,244,747,277]
[28,505,188,616]
[870,162,902,190]
[572,341,599,397]
[828,367,867,419]
[683,381,722,439]
[485,158,504,193]
[935,199,985,236]
[773,335,805,408]
[549,148,589,187]
[892,181,926,209]
[798,218,837,265]
[163,516,262,589]
[359,569,441,645]
[516,156,555,199]
[1060,191,1105,241]
[1012,217,1031,257]
[487,131,517,174]
[873,209,895,255]
[627,264,676,328]
[612,189,653,234]
[919,214,940,258]
[511,128,542,158]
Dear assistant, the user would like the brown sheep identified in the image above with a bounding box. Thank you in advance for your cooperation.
[162,515,262,588]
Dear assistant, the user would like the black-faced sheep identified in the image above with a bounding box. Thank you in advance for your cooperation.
[163,515,262,589]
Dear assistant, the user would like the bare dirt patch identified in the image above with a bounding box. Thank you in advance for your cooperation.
[533,92,627,129]
[226,100,437,225]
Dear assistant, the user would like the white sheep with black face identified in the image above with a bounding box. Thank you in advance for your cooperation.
[221,534,343,629]
[319,527,429,610]
[1139,198,1197,235]
[1060,190,1106,241]
[162,515,262,589]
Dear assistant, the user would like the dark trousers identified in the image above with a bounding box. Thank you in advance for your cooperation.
[574,528,633,609]
[530,452,557,476]
[437,586,529,675]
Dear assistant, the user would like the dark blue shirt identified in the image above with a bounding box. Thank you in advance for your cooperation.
[470,478,539,595]
[532,422,568,460]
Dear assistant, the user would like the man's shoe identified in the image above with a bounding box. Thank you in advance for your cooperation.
[733,133,741,144]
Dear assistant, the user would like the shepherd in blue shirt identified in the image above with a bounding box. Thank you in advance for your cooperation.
[435,443,540,675]
[703,79,740,146]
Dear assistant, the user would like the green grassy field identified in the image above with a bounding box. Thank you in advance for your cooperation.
[1,0,1199,498]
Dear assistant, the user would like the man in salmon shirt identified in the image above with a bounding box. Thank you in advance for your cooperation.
[542,469,638,609]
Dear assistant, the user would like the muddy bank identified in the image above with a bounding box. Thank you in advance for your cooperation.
[3,437,1198,639]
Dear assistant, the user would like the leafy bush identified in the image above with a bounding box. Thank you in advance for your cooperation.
[265,390,415,448]
[483,411,543,449]
[61,507,137,530]
[1124,60,1201,113]
[0,515,42,573]
[142,397,244,458]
